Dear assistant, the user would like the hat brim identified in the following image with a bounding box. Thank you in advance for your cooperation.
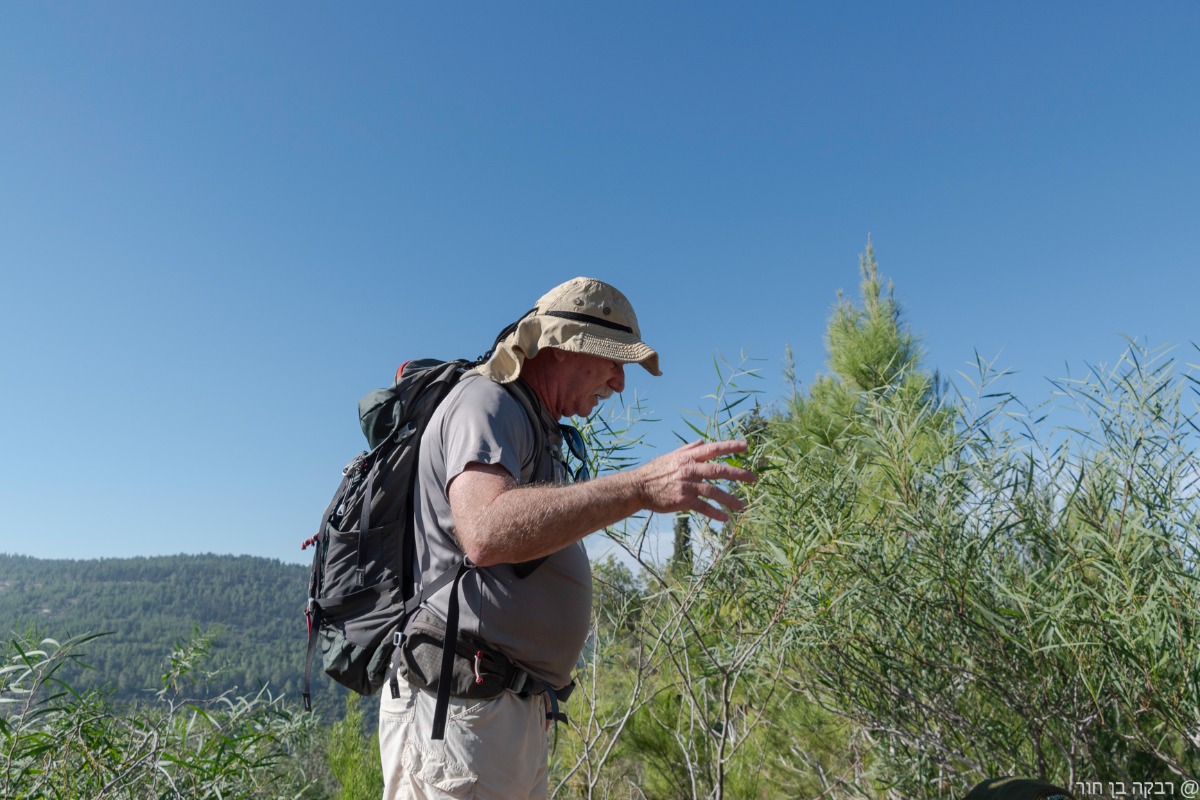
[476,315,661,384]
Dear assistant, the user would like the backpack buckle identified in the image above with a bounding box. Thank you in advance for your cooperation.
[506,667,531,695]
[342,452,367,477]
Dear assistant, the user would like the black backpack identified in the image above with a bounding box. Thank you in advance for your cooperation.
[301,358,466,710]
[300,337,544,727]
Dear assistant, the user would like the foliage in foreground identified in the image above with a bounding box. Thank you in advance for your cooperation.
[744,250,1200,794]
[0,629,324,799]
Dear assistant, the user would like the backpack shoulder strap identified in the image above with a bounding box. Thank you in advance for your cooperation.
[495,378,551,579]
[501,377,548,483]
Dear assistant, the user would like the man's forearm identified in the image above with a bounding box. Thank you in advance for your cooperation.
[452,439,754,568]
[457,471,645,567]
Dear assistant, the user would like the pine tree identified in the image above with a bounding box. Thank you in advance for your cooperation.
[668,512,693,581]
[326,692,383,800]
[779,239,946,464]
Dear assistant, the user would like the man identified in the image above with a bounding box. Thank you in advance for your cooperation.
[379,276,756,799]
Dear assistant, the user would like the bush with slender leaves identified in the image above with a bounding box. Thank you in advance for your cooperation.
[749,340,1200,796]
[1,628,322,799]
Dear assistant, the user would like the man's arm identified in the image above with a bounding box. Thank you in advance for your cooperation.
[449,439,756,567]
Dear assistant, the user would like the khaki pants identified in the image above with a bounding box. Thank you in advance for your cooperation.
[379,679,550,800]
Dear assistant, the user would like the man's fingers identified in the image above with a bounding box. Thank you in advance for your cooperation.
[685,439,750,460]
[679,440,756,484]
[692,462,756,484]
[682,440,755,516]
[689,498,730,522]
[697,482,746,512]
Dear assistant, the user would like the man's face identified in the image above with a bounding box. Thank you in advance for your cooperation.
[553,351,626,419]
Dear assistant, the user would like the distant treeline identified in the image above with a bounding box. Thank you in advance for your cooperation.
[0,552,348,716]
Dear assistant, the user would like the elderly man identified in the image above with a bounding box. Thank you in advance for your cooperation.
[380,277,755,799]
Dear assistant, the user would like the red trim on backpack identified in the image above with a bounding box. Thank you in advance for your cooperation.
[395,360,412,384]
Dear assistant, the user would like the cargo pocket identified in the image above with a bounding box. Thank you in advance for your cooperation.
[401,739,477,798]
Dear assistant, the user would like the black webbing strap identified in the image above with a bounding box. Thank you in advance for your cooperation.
[356,470,375,587]
[431,557,472,740]
[302,605,319,712]
[546,687,568,726]
[402,560,460,618]
[540,309,633,333]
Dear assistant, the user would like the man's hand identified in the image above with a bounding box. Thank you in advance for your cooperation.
[631,439,757,522]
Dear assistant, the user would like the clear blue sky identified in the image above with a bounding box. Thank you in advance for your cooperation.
[3,3,1197,565]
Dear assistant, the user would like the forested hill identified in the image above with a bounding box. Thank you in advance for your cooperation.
[0,552,346,714]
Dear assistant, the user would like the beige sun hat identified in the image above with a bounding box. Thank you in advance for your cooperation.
[476,276,662,384]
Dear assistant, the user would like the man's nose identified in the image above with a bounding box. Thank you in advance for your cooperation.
[610,362,625,394]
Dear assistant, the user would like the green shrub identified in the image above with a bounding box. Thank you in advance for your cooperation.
[0,628,322,799]
[749,340,1200,795]
[326,693,382,800]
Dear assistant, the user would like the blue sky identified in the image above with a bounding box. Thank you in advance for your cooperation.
[3,3,1197,565]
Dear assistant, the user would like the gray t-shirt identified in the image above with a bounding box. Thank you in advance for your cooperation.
[413,373,592,689]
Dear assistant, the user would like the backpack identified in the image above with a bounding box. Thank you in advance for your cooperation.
[300,345,545,732]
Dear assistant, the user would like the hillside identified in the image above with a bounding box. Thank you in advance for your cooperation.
[0,552,348,715]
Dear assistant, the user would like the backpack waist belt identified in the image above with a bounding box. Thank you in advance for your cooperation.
[389,621,574,727]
